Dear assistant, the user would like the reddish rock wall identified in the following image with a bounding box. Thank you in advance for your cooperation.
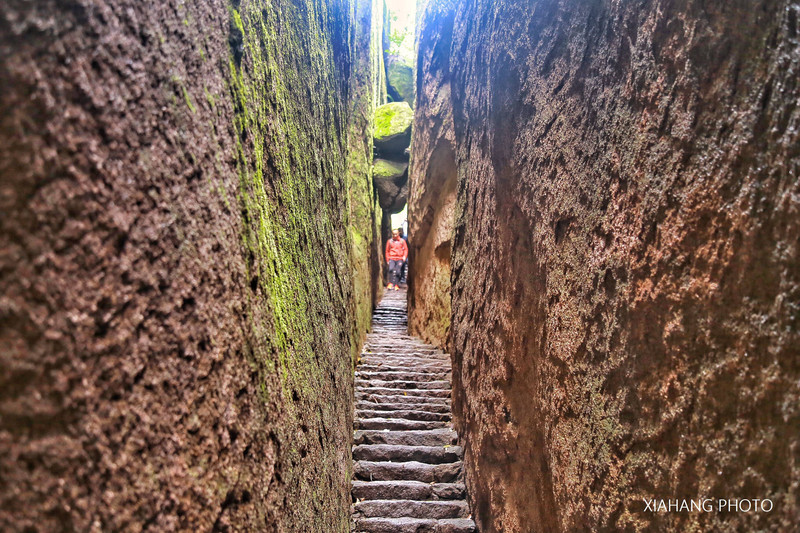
[412,0,800,531]
[407,0,458,351]
[0,0,380,530]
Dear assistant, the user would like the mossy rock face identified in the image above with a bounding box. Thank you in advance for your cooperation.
[387,55,414,107]
[372,158,408,181]
[374,102,413,156]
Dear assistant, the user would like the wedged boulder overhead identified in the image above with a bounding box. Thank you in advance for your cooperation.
[387,54,415,106]
[372,101,413,220]
[373,102,413,156]
[373,158,408,181]
[373,157,409,213]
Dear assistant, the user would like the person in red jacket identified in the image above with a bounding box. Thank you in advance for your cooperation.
[385,228,408,290]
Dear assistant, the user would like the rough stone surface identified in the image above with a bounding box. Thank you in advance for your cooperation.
[351,481,466,501]
[373,158,409,212]
[373,158,409,181]
[413,0,800,531]
[355,517,476,533]
[348,0,388,359]
[0,0,381,531]
[407,0,458,351]
[386,54,415,107]
[373,102,414,156]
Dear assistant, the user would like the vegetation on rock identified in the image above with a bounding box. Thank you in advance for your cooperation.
[373,101,414,155]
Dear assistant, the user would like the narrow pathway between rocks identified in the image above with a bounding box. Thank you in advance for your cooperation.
[350,289,477,533]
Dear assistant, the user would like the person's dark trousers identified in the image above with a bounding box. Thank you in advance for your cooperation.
[388,259,403,285]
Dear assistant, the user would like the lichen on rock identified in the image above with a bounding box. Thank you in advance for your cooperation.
[0,0,384,531]
[387,55,415,106]
[373,158,408,180]
[373,101,413,156]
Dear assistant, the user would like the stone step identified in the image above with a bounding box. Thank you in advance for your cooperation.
[356,392,451,405]
[358,363,451,373]
[355,379,451,390]
[356,401,451,413]
[364,335,426,341]
[358,365,451,374]
[356,418,449,431]
[362,345,440,351]
[356,387,450,398]
[357,397,450,409]
[361,351,445,358]
[353,444,462,463]
[354,517,476,533]
[351,480,466,501]
[354,499,470,519]
[363,347,441,353]
[356,409,451,422]
[356,370,452,382]
[353,460,463,483]
[363,353,442,360]
[354,429,458,447]
[359,358,449,367]
[363,334,422,339]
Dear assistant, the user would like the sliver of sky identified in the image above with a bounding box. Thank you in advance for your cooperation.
[386,0,416,29]
[386,0,416,64]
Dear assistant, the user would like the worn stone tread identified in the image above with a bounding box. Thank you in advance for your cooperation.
[356,387,451,398]
[356,371,452,382]
[356,418,450,431]
[356,409,451,422]
[354,517,476,533]
[353,444,462,463]
[353,460,463,483]
[356,379,451,390]
[356,393,452,405]
[358,364,451,374]
[354,499,469,519]
[356,401,451,413]
[351,481,466,501]
[354,429,458,446]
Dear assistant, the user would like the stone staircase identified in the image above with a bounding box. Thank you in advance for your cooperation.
[351,289,477,533]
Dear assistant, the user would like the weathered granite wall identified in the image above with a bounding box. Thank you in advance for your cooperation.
[412,0,800,531]
[0,0,381,530]
[407,0,457,350]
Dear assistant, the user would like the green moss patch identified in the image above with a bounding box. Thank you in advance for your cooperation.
[374,102,413,156]
[372,158,408,181]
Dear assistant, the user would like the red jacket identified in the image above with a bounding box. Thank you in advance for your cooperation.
[385,237,408,262]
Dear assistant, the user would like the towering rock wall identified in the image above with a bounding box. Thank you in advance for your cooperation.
[411,0,800,531]
[407,0,457,350]
[0,0,381,530]
[348,0,387,359]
